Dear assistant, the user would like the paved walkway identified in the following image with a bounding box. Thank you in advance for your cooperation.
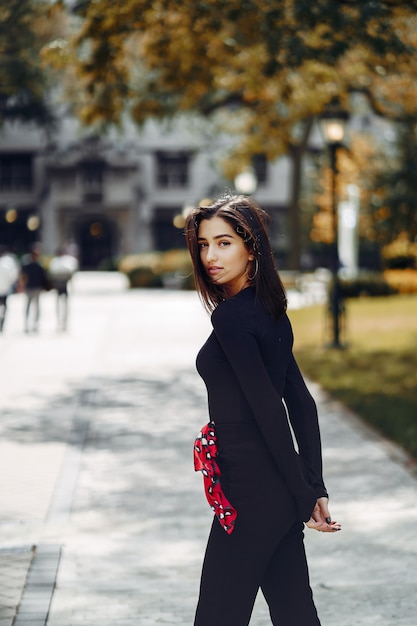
[0,273,416,626]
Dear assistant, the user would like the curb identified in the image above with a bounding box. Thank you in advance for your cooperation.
[13,545,61,626]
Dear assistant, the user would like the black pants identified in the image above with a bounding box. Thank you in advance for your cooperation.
[0,295,7,331]
[194,424,320,626]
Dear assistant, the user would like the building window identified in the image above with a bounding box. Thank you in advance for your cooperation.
[152,207,186,250]
[81,160,104,192]
[252,153,268,185]
[80,160,105,202]
[156,152,190,188]
[0,153,33,192]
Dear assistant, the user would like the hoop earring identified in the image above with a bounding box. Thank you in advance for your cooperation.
[247,258,258,281]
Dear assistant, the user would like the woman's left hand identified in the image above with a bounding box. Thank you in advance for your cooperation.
[306,497,341,533]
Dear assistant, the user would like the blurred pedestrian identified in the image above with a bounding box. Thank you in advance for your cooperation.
[48,246,79,331]
[20,245,48,333]
[0,246,20,332]
[185,194,341,626]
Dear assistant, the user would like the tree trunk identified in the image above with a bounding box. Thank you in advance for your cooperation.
[287,118,314,270]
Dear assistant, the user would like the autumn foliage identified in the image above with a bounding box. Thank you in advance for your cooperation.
[43,1,417,166]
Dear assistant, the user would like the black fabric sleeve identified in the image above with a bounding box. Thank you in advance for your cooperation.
[212,302,318,522]
[284,355,328,500]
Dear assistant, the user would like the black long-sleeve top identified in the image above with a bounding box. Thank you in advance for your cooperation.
[196,286,328,522]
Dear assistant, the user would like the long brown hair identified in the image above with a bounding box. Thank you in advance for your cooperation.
[185,194,287,321]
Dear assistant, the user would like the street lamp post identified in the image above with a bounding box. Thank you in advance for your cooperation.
[319,103,349,348]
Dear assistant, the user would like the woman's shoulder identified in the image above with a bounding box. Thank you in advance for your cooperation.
[212,287,276,332]
[211,287,256,326]
[212,290,293,349]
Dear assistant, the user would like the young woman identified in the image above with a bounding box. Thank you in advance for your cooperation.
[185,194,340,626]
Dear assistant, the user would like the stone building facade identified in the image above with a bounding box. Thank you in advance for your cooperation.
[0,115,294,269]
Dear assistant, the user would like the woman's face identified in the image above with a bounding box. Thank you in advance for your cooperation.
[198,216,253,296]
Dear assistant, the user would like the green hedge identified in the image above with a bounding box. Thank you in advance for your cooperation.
[335,270,417,298]
[339,272,395,298]
[118,249,194,289]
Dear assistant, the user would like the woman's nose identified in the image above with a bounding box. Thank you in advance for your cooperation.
[206,244,217,262]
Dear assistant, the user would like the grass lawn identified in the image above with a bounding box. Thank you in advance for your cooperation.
[289,294,417,459]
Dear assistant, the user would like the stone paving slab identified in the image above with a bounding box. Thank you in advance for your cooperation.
[0,547,34,626]
[1,275,416,625]
[14,545,61,626]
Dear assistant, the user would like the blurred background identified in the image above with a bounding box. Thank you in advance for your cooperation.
[1,1,416,459]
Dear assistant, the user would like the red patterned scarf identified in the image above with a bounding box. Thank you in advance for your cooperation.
[194,422,237,534]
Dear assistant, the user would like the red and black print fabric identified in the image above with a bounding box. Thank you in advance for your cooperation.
[194,422,237,534]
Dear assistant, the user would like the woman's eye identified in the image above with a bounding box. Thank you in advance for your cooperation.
[199,242,208,249]
[219,241,230,247]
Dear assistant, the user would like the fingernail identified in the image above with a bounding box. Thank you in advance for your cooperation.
[325,517,331,524]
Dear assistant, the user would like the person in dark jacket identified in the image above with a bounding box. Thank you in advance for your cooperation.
[185,194,341,626]
[20,245,48,333]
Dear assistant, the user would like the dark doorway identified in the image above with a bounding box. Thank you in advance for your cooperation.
[152,207,186,251]
[76,215,115,269]
[0,207,40,256]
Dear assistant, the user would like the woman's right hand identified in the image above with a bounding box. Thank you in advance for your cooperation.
[306,497,341,533]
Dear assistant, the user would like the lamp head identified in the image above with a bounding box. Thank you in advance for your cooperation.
[234,167,258,195]
[319,102,349,146]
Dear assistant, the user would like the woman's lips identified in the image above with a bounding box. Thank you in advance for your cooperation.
[207,266,222,276]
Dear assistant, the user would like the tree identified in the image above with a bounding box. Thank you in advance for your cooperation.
[46,0,417,267]
[309,9,417,261]
[0,0,66,127]
[307,130,384,264]
[306,115,417,270]
[370,121,417,246]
